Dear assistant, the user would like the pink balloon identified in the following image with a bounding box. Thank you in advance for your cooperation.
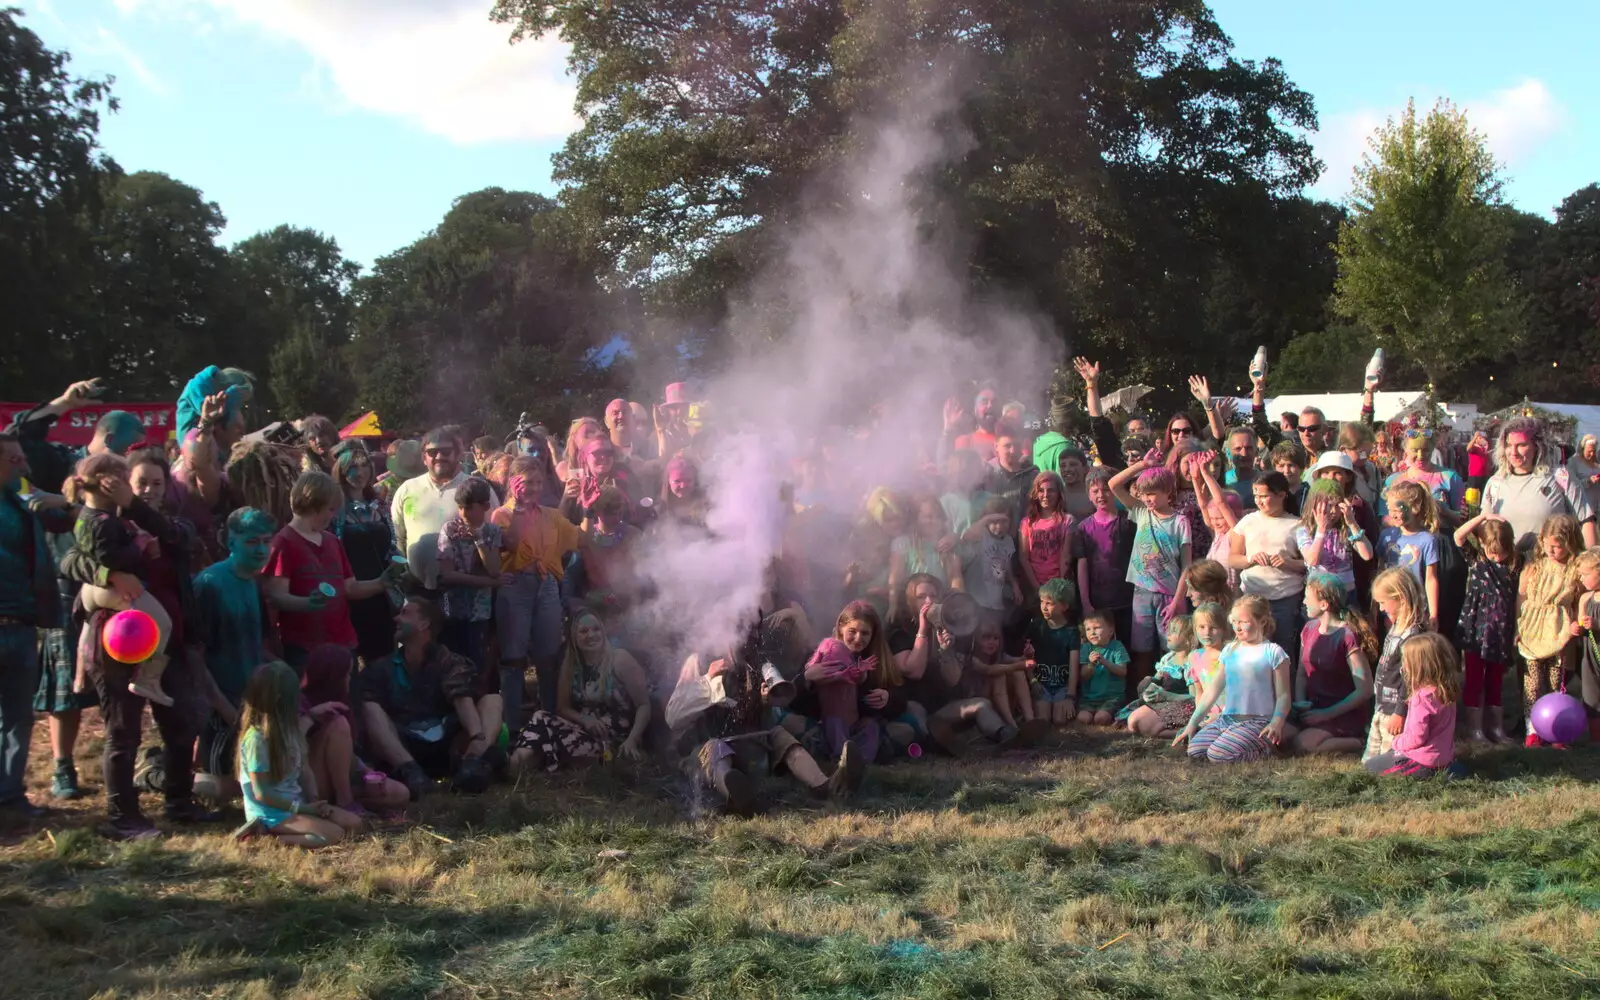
[103,609,160,664]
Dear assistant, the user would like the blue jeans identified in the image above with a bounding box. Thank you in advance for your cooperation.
[1268,594,1304,667]
[495,571,564,726]
[0,625,41,804]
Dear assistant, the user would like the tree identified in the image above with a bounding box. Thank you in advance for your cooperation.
[68,170,234,398]
[491,0,1329,385]
[230,225,362,419]
[0,6,116,391]
[1332,99,1524,395]
[349,189,620,434]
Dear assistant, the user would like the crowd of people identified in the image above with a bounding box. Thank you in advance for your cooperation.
[0,357,1596,846]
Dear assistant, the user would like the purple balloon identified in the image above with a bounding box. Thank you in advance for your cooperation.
[1530,692,1587,745]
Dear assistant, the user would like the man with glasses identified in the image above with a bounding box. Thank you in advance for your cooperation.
[1297,407,1333,455]
[391,428,500,591]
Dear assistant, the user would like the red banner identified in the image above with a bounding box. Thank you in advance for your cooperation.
[0,402,177,449]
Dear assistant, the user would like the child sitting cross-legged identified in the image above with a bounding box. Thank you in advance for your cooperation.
[1076,610,1130,725]
[1122,614,1200,737]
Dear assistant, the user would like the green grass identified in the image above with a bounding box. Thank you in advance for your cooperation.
[3,736,1600,998]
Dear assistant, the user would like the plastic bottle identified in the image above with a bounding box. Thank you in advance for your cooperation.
[1365,348,1385,388]
[1249,345,1268,381]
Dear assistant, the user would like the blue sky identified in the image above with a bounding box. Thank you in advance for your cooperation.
[18,0,1599,269]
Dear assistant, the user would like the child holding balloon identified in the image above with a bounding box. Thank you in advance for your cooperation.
[62,453,176,706]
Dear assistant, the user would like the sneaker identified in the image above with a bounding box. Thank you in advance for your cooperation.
[50,762,81,800]
[164,801,226,824]
[451,756,492,794]
[128,680,175,708]
[397,761,432,802]
[827,740,865,801]
[231,817,268,842]
[103,820,161,842]
[993,724,1020,745]
[1524,732,1546,749]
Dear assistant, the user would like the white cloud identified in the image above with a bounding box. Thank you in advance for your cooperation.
[1311,78,1569,201]
[93,24,173,96]
[132,0,577,144]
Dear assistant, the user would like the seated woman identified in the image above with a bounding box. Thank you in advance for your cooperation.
[509,610,652,774]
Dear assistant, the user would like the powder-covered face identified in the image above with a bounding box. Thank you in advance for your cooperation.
[1303,586,1329,620]
[1087,478,1114,512]
[228,530,273,575]
[1083,618,1109,646]
[1034,479,1061,510]
[840,620,873,654]
[668,468,696,498]
[1195,615,1224,649]
[343,453,372,489]
[1229,611,1263,643]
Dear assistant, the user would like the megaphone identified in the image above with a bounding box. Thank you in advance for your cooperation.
[926,591,980,638]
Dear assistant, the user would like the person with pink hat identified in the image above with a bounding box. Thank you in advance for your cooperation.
[655,383,692,458]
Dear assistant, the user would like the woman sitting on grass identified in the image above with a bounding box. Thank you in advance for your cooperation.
[235,661,366,848]
[510,609,652,774]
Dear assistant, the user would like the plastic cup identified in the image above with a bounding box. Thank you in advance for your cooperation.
[317,583,337,600]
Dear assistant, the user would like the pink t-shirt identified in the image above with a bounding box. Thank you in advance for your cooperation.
[1023,513,1071,585]
[1392,685,1456,768]
[264,526,356,650]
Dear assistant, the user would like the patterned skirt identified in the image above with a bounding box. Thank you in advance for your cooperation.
[512,706,632,772]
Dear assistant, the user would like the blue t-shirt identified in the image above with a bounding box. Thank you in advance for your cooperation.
[1126,507,1190,596]
[1078,639,1130,703]
[192,562,266,705]
[1028,618,1079,689]
[1378,527,1439,585]
[1218,640,1289,717]
[238,727,302,828]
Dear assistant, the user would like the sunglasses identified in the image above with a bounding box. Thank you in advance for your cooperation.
[1403,428,1434,440]
[1299,424,1325,435]
[1170,426,1195,436]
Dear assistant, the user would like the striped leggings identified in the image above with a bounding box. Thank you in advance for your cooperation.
[1187,715,1275,764]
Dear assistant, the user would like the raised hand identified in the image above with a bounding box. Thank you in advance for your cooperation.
[1072,357,1100,386]
[1188,375,1211,405]
[53,378,104,409]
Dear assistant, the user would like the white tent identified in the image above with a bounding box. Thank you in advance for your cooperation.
[1219,390,1480,429]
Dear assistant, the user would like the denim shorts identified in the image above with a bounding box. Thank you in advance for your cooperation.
[1031,682,1074,703]
[1129,586,1171,654]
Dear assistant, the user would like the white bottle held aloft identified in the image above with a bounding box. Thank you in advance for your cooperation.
[1249,345,1268,381]
[1365,348,1385,388]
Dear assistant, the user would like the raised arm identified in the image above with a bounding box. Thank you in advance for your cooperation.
[1189,376,1225,444]
[1108,456,1150,512]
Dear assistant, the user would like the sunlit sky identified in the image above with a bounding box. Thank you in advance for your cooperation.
[20,0,1599,267]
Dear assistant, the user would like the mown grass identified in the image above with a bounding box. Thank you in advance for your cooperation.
[3,732,1599,999]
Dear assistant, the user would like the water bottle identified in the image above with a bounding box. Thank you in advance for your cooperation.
[1365,348,1385,388]
[1249,345,1268,381]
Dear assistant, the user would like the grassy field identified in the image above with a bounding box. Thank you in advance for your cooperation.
[3,725,1599,1000]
